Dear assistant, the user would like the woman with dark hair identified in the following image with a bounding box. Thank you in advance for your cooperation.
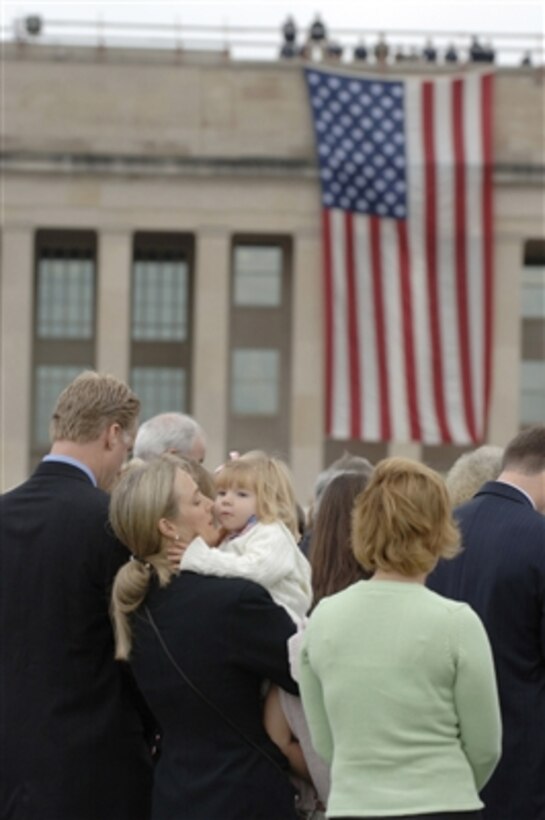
[265,471,373,815]
[309,471,373,608]
[300,457,501,820]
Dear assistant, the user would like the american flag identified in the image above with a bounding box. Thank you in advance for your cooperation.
[305,68,494,444]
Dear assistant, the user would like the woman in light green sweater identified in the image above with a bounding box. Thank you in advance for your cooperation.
[300,457,501,820]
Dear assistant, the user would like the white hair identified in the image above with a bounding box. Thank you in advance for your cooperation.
[314,452,374,514]
[133,412,204,461]
[446,445,503,508]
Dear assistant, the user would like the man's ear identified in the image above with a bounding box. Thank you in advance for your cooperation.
[105,422,122,450]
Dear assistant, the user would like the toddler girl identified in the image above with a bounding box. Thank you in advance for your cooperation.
[180,451,312,624]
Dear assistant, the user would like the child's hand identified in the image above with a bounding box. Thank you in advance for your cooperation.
[210,526,228,546]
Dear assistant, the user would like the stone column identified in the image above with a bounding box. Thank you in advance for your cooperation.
[290,229,324,503]
[0,226,34,490]
[95,229,132,380]
[192,227,230,471]
[487,234,524,445]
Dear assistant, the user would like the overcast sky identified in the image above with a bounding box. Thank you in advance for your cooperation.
[2,0,544,34]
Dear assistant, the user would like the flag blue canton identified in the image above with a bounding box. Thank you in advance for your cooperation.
[305,69,408,219]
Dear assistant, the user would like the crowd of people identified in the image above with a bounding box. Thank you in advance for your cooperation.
[1,369,545,820]
[279,17,535,67]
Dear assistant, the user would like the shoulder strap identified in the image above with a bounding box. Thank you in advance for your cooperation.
[143,605,288,778]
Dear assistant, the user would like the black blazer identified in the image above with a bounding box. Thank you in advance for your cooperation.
[427,481,545,820]
[0,461,153,820]
[130,571,299,820]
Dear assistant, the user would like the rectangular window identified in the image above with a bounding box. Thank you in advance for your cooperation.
[227,238,292,458]
[32,231,97,463]
[131,367,187,424]
[130,233,194,422]
[132,256,188,341]
[233,246,282,307]
[521,266,545,318]
[37,251,94,338]
[521,361,545,424]
[231,349,279,415]
[520,240,545,428]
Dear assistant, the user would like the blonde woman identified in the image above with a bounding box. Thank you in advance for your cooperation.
[110,455,300,820]
[299,457,502,820]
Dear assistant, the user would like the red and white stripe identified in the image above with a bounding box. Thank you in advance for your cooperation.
[324,72,494,444]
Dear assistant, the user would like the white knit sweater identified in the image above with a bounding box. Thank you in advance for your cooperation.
[180,521,312,624]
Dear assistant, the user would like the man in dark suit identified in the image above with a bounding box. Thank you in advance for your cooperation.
[0,371,153,820]
[427,425,545,820]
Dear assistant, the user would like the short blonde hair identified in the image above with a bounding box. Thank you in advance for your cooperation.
[50,370,140,443]
[110,455,191,660]
[215,451,298,538]
[352,457,460,576]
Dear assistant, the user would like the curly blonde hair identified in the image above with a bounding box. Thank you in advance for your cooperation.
[215,451,298,538]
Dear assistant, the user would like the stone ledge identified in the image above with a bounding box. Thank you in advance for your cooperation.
[1,152,543,185]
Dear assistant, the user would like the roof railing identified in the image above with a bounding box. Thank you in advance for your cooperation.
[1,15,543,67]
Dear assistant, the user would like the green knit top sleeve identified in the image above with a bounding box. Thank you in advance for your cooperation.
[450,602,502,790]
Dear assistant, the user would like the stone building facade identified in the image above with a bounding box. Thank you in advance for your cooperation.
[1,41,544,498]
